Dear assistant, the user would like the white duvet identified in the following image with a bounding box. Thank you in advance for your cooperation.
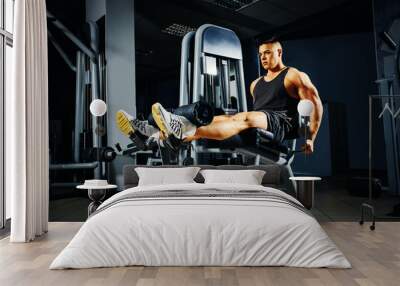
[50,183,351,269]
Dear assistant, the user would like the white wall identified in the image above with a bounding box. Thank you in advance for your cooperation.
[85,0,137,185]
[105,0,136,143]
[86,0,136,148]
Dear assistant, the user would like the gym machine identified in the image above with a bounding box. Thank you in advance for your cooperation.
[47,11,116,187]
[117,24,310,194]
[178,24,303,192]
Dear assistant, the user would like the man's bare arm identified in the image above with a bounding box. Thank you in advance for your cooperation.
[289,70,323,142]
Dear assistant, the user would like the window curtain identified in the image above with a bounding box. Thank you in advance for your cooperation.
[8,0,49,242]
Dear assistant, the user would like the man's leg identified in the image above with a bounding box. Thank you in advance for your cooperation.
[185,112,268,141]
[212,114,234,122]
[151,102,268,142]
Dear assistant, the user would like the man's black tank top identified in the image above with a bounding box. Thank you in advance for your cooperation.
[253,67,299,117]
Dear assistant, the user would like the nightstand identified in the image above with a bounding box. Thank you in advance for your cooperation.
[77,182,117,216]
[289,176,321,210]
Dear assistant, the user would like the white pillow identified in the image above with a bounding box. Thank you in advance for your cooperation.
[135,167,201,186]
[200,169,266,185]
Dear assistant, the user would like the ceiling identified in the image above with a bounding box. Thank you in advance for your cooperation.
[136,0,370,40]
[204,0,349,26]
[135,0,373,78]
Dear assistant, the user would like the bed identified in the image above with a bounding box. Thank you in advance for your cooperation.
[50,165,351,269]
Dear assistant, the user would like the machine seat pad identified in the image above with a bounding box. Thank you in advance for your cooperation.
[256,128,290,155]
[256,128,275,141]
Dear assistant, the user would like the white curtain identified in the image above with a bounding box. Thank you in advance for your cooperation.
[8,0,49,242]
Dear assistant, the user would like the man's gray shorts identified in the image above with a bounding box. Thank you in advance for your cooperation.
[258,109,299,143]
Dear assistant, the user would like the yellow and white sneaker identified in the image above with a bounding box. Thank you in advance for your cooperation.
[115,110,158,137]
[151,103,196,139]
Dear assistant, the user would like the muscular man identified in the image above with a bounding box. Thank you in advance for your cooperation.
[117,38,323,153]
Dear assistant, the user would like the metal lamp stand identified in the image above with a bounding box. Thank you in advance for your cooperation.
[360,96,376,231]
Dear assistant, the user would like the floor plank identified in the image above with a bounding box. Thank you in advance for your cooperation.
[0,222,399,286]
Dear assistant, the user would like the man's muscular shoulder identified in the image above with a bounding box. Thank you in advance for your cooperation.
[285,67,319,101]
[285,67,308,84]
[285,68,313,96]
[284,67,301,98]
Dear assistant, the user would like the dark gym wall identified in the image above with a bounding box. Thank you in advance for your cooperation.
[242,39,261,110]
[282,33,378,174]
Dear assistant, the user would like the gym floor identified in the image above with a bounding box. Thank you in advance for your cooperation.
[311,176,400,222]
[48,176,400,223]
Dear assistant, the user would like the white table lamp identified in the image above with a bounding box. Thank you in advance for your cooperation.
[90,99,107,117]
[89,99,107,179]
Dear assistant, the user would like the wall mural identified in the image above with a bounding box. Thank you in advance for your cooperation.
[46,0,400,224]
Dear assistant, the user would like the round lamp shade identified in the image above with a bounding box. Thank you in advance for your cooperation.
[90,99,107,117]
[297,99,314,117]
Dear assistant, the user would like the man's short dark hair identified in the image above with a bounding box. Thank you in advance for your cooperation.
[258,36,280,46]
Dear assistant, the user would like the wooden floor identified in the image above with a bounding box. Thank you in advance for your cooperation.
[0,222,399,286]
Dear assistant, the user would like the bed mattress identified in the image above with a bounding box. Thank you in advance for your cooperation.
[50,183,351,269]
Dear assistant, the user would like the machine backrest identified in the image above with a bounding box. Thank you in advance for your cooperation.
[179,24,247,114]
